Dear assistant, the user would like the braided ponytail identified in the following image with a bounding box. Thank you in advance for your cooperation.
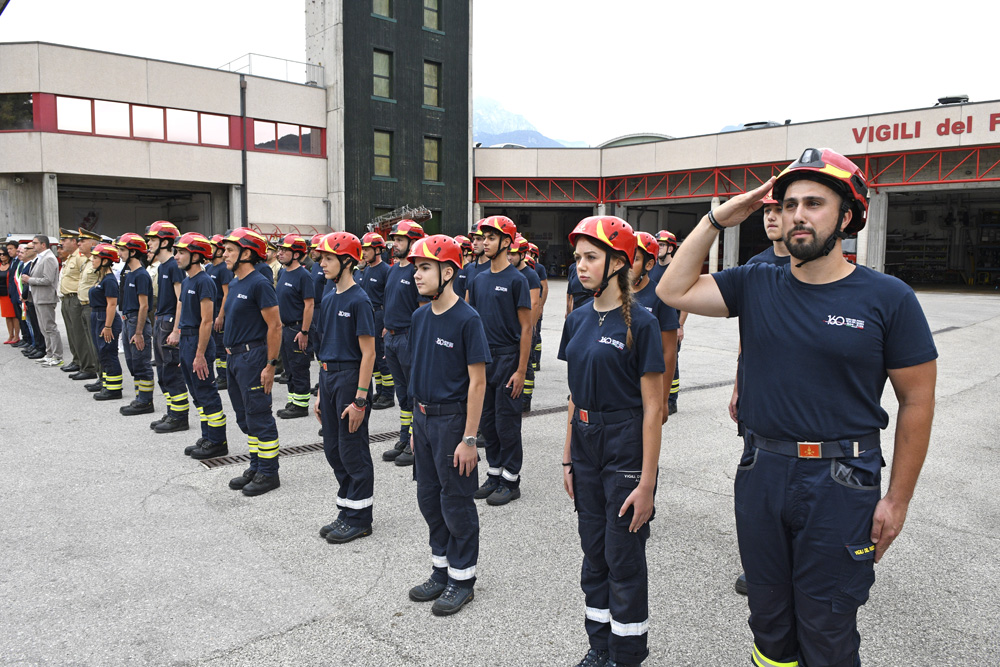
[616,258,634,350]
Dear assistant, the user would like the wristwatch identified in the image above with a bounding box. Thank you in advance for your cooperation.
[300,329,309,336]
[267,358,279,367]
[353,396,368,409]
[462,435,477,448]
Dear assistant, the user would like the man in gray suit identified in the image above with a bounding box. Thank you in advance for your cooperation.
[27,234,63,367]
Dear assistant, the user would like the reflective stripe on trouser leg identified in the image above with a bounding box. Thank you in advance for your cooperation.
[153,314,188,417]
[413,409,479,588]
[571,414,650,664]
[320,367,374,527]
[383,330,412,441]
[213,327,226,369]
[735,435,880,667]
[373,309,392,398]
[281,326,312,407]
[752,643,799,667]
[670,340,680,401]
[179,333,226,444]
[227,345,277,474]
[381,373,394,388]
[91,311,122,388]
[123,314,154,403]
[480,350,523,487]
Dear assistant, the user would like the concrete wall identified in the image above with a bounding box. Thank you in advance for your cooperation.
[246,153,328,228]
[0,174,43,234]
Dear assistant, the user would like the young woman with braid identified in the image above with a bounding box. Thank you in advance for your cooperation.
[558,216,664,667]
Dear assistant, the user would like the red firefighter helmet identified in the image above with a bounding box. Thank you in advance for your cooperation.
[454,235,473,254]
[773,147,869,234]
[568,216,637,265]
[510,235,530,255]
[479,215,517,241]
[145,220,180,240]
[635,231,659,262]
[91,243,120,263]
[389,220,426,241]
[361,232,386,249]
[317,232,362,263]
[407,235,463,271]
[223,227,268,259]
[115,232,148,255]
[654,230,678,254]
[277,233,309,256]
[174,232,214,261]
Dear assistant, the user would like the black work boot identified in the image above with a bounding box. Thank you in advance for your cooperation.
[190,440,229,460]
[486,484,521,506]
[275,373,289,385]
[325,521,372,544]
[473,476,501,500]
[371,394,394,410]
[575,648,610,667]
[120,400,155,416]
[185,438,207,456]
[276,403,309,419]
[93,388,123,401]
[394,444,414,467]
[154,415,189,433]
[85,381,103,393]
[150,413,169,430]
[319,518,346,539]
[409,578,447,602]
[215,375,228,391]
[229,467,256,490]
[382,439,406,462]
[242,472,280,496]
[431,584,475,616]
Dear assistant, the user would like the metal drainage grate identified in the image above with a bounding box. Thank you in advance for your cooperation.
[200,431,400,469]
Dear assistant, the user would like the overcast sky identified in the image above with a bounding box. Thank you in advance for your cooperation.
[2,0,996,146]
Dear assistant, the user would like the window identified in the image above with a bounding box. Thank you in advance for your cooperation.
[0,93,34,131]
[373,0,392,18]
[373,50,392,99]
[424,136,441,182]
[301,127,322,155]
[254,120,276,149]
[166,108,198,143]
[277,123,300,153]
[94,100,130,137]
[374,130,392,177]
[423,0,439,30]
[423,61,441,107]
[200,114,230,146]
[132,105,164,140]
[56,96,92,133]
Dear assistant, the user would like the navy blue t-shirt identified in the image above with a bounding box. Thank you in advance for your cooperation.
[205,262,233,316]
[458,260,490,298]
[275,265,314,324]
[409,299,492,404]
[468,264,531,348]
[223,270,278,347]
[155,257,184,317]
[746,246,791,266]
[520,264,542,293]
[558,302,665,412]
[383,262,426,330]
[316,284,376,363]
[634,282,679,332]
[120,266,153,315]
[255,262,272,283]
[360,261,390,308]
[534,262,548,283]
[452,261,471,298]
[647,261,667,285]
[89,272,119,310]
[714,263,938,441]
[179,270,217,329]
[310,262,328,306]
[567,262,594,310]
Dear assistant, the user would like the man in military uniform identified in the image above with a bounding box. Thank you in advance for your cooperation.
[73,228,102,384]
[57,229,86,374]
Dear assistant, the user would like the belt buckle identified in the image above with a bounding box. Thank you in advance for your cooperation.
[579,409,589,424]
[419,403,426,414]
[321,362,327,372]
[797,442,822,458]
[226,348,232,355]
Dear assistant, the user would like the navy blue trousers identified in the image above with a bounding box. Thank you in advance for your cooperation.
[372,308,392,399]
[571,413,651,665]
[320,366,373,527]
[383,329,413,442]
[153,314,189,418]
[279,325,312,408]
[413,409,479,589]
[226,344,279,474]
[735,433,881,667]
[90,310,122,391]
[480,350,523,487]
[122,313,154,404]
[179,333,227,446]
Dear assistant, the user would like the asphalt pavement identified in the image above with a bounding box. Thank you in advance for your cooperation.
[2,283,998,666]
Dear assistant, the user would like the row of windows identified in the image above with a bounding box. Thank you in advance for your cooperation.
[0,93,324,158]
[374,130,441,182]
[373,0,441,31]
[373,51,442,108]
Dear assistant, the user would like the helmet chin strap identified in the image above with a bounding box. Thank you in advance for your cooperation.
[486,238,507,260]
[430,264,454,301]
[793,203,850,268]
[633,258,649,287]
[594,255,627,298]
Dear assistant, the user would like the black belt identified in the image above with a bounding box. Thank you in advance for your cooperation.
[490,344,519,356]
[226,340,267,355]
[155,314,174,323]
[575,406,642,425]
[320,361,360,372]
[282,320,302,327]
[745,428,879,459]
[180,327,200,335]
[386,327,408,335]
[417,401,467,416]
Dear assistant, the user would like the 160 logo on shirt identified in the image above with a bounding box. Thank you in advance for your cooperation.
[824,315,865,329]
[598,336,625,350]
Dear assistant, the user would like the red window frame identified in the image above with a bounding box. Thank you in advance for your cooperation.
[246,119,326,158]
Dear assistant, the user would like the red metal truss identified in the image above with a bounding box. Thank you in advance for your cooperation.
[862,146,1000,189]
[474,178,601,204]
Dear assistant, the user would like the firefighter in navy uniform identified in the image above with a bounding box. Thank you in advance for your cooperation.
[89,243,126,401]
[559,216,664,667]
[172,232,229,460]
[274,233,315,419]
[650,230,683,415]
[508,235,541,413]
[467,215,532,506]
[657,148,937,667]
[730,191,790,596]
[115,233,156,415]
[527,242,548,371]
[450,234,474,299]
[359,232,394,411]
[380,220,428,466]
[146,221,190,433]
[406,235,490,617]
[206,234,233,391]
[313,232,376,544]
[631,231,678,423]
[221,228,283,496]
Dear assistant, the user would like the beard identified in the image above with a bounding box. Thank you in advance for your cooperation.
[784,225,836,262]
